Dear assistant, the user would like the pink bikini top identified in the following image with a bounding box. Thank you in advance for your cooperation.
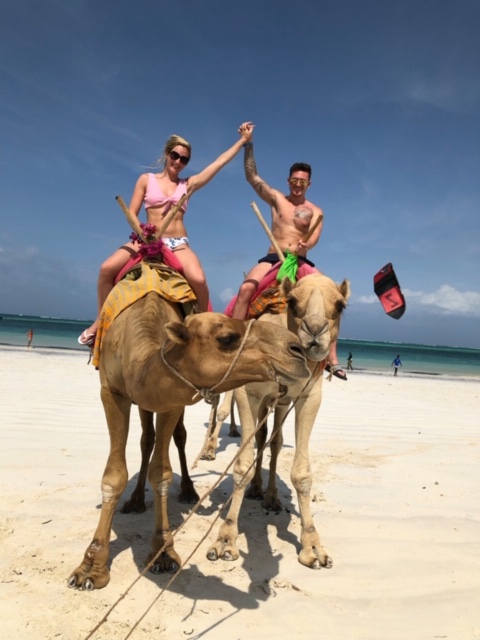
[143,173,189,212]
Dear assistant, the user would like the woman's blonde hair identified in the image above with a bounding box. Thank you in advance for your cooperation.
[154,134,191,168]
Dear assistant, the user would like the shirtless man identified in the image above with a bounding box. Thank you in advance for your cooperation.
[231,124,346,380]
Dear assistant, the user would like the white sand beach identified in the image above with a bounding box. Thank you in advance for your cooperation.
[1,346,479,640]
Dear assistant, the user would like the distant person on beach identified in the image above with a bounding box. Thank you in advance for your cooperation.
[347,352,353,371]
[78,123,254,346]
[26,328,33,348]
[391,355,402,376]
[230,123,346,381]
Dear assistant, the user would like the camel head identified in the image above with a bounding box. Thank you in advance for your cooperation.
[163,312,309,391]
[281,274,350,361]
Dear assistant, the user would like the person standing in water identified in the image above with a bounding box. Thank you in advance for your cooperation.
[391,354,402,376]
[26,328,34,348]
[346,352,353,371]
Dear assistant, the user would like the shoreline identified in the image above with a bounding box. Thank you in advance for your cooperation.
[1,343,478,382]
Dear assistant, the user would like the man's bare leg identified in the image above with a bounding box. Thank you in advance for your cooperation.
[326,339,347,380]
[231,262,274,320]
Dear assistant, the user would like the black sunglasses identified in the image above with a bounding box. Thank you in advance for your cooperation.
[169,150,190,166]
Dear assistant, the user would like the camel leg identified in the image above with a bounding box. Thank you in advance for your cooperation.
[207,386,260,562]
[121,407,155,514]
[245,402,269,501]
[228,391,241,437]
[68,387,131,590]
[200,390,234,460]
[172,411,199,503]
[292,383,332,569]
[146,409,183,573]
[261,404,288,512]
[200,403,223,461]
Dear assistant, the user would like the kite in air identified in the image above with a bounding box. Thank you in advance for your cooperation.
[374,263,406,319]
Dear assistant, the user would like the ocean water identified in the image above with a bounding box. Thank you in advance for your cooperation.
[1,313,479,378]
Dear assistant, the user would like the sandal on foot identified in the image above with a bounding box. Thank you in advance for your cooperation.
[325,363,347,381]
[78,330,96,347]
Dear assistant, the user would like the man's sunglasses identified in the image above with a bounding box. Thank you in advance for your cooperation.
[169,150,190,166]
[289,178,308,187]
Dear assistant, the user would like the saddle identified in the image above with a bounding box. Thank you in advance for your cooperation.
[224,261,317,319]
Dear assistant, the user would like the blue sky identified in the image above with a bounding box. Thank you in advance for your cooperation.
[1,0,479,348]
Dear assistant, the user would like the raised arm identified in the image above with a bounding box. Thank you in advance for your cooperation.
[187,122,254,194]
[243,140,278,207]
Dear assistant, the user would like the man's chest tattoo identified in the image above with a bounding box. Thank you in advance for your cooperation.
[294,205,314,221]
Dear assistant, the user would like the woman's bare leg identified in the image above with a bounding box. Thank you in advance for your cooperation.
[80,245,135,342]
[172,246,210,312]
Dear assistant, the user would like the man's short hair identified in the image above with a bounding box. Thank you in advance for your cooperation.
[289,162,312,178]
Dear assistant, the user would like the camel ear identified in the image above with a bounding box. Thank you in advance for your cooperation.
[164,322,191,346]
[280,276,294,297]
[338,279,351,302]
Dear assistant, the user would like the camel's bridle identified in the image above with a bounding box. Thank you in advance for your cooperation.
[160,319,256,404]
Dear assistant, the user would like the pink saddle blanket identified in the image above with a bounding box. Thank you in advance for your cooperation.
[115,244,183,283]
[223,261,317,316]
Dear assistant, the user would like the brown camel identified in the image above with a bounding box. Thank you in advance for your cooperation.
[68,291,309,590]
[207,273,350,569]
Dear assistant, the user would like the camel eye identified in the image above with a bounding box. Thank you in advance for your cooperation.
[287,296,305,319]
[216,333,241,350]
[333,299,347,319]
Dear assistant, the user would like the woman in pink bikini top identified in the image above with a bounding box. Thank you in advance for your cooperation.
[79,123,254,345]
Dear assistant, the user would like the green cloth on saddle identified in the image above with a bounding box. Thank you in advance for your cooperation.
[247,285,287,319]
[92,262,197,367]
[276,250,298,283]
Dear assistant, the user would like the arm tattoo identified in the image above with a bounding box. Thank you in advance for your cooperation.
[244,143,257,182]
[244,143,276,205]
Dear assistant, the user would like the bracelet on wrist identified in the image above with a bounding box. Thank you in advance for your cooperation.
[243,142,253,148]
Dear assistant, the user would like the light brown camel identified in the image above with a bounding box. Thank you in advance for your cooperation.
[207,273,350,569]
[68,291,309,590]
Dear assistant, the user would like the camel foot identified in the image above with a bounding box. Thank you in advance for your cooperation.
[67,563,110,590]
[206,543,239,562]
[298,547,333,570]
[120,493,147,514]
[147,549,181,574]
[200,447,216,461]
[262,493,283,513]
[246,482,264,501]
[228,426,241,437]
[178,482,200,504]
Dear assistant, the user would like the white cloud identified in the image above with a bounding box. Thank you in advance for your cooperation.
[357,285,480,317]
[357,294,377,305]
[406,285,480,316]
